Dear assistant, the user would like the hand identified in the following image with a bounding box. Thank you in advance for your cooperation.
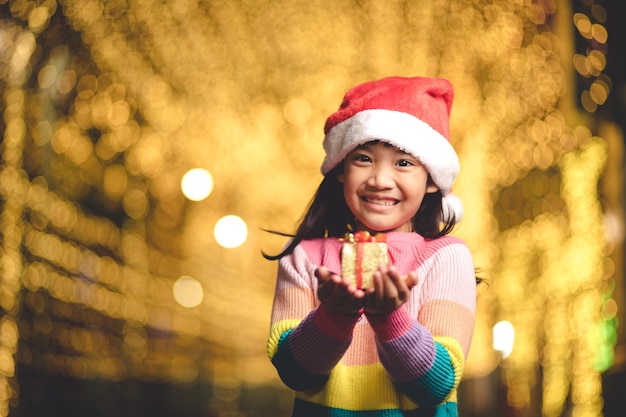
[363,265,417,316]
[315,266,365,316]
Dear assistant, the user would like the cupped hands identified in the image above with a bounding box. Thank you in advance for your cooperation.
[315,265,417,317]
[363,265,417,315]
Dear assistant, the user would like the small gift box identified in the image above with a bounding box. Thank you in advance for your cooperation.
[341,231,389,289]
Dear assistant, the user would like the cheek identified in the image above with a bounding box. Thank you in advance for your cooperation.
[403,185,429,207]
[341,174,358,194]
[342,183,357,205]
[342,182,362,213]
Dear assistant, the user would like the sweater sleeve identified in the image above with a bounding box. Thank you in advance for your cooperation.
[367,239,476,407]
[267,244,360,391]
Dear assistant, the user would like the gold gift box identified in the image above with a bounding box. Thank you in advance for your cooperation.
[341,231,388,289]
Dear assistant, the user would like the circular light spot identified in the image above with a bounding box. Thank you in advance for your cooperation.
[122,188,149,220]
[57,70,77,94]
[38,64,57,89]
[602,299,618,320]
[493,320,515,359]
[181,168,214,201]
[589,80,609,105]
[214,215,248,248]
[581,90,598,113]
[591,23,608,44]
[173,276,204,308]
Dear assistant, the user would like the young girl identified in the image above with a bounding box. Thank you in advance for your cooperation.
[266,76,476,417]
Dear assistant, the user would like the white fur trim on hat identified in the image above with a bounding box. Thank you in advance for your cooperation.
[321,109,460,195]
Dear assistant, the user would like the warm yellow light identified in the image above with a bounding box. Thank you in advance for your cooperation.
[181,168,214,201]
[493,320,515,359]
[602,299,618,320]
[573,13,592,39]
[214,215,247,249]
[173,276,204,308]
[37,64,57,89]
[1,1,617,414]
[283,98,311,125]
[591,24,608,44]
[589,79,609,105]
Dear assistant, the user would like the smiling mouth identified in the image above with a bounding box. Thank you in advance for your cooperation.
[362,197,398,206]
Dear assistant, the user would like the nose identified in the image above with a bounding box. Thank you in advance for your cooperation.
[367,164,395,189]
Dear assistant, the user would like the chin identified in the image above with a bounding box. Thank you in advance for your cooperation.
[358,223,409,234]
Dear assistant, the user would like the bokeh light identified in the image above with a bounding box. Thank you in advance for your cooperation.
[181,168,214,202]
[493,321,515,360]
[214,215,248,249]
[0,1,623,417]
[172,276,204,308]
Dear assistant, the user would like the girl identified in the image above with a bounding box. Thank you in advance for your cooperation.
[266,76,476,417]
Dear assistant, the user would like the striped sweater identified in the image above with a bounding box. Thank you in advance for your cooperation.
[267,232,476,417]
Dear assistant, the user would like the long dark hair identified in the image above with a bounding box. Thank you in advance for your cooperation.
[263,165,455,261]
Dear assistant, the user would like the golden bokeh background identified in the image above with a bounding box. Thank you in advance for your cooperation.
[0,0,624,416]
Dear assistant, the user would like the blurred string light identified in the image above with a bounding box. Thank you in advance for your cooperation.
[181,168,213,202]
[573,2,611,113]
[172,276,204,308]
[0,1,621,417]
[214,215,248,249]
[493,321,515,360]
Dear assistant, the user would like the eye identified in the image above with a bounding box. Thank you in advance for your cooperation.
[350,153,371,163]
[397,159,413,167]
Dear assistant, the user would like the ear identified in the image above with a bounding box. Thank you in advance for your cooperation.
[425,175,438,194]
[337,173,345,183]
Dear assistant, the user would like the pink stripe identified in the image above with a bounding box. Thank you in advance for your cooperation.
[366,307,413,341]
[313,303,360,340]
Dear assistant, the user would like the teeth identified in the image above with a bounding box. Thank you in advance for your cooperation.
[366,197,396,206]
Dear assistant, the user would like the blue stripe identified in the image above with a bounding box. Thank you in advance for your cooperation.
[395,342,456,407]
[291,398,456,416]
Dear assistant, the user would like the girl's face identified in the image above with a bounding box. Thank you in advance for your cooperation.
[338,141,438,233]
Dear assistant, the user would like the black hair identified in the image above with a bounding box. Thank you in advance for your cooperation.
[262,165,455,261]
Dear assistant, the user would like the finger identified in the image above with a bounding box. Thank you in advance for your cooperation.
[317,279,333,301]
[381,273,399,301]
[380,265,400,295]
[316,268,344,302]
[387,266,413,302]
[386,266,405,288]
[345,282,367,298]
[330,283,364,313]
[319,268,345,289]
[373,268,386,303]
[404,271,418,289]
[315,266,332,283]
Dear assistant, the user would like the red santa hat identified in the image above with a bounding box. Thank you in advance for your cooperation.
[321,76,463,223]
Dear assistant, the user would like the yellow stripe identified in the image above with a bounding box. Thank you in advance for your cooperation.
[433,335,465,402]
[296,362,419,411]
[268,324,465,408]
[267,318,301,359]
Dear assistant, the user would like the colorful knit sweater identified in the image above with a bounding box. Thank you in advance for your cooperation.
[267,232,476,417]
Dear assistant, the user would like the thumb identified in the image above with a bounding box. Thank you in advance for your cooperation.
[404,271,418,289]
[315,266,333,283]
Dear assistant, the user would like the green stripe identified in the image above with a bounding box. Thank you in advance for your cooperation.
[396,342,455,407]
[292,397,457,416]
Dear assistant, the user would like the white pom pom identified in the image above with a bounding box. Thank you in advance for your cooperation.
[442,193,463,224]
